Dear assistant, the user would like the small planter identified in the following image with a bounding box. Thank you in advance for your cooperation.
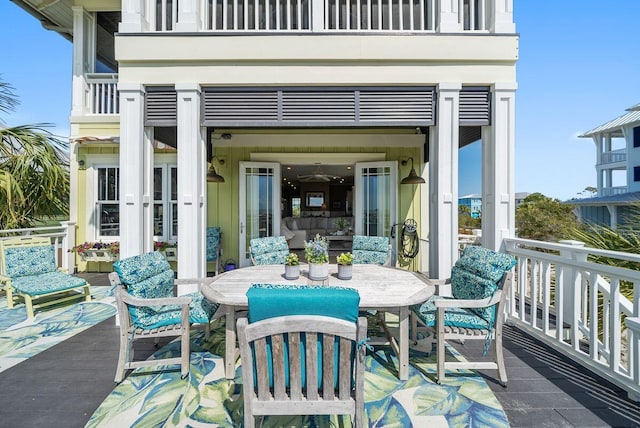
[337,264,353,280]
[308,262,329,280]
[163,247,177,262]
[79,250,118,263]
[284,264,300,280]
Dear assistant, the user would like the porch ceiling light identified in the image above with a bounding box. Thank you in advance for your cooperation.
[207,156,225,183]
[400,157,426,185]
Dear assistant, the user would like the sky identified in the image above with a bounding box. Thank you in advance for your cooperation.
[1,1,640,201]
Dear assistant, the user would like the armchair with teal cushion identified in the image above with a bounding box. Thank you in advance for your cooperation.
[237,284,367,428]
[351,235,391,266]
[206,227,222,275]
[410,246,516,385]
[249,236,289,265]
[0,236,91,318]
[109,251,221,383]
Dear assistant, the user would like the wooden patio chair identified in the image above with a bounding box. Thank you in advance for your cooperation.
[109,251,221,383]
[206,226,222,275]
[0,236,91,318]
[248,236,289,265]
[237,284,367,427]
[351,235,392,266]
[410,246,516,385]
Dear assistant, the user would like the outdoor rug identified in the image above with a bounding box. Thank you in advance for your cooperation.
[0,286,116,372]
[87,320,509,427]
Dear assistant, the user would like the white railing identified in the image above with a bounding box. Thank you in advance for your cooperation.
[601,186,628,196]
[85,73,119,115]
[145,0,495,32]
[0,222,77,274]
[504,237,640,400]
[600,149,627,165]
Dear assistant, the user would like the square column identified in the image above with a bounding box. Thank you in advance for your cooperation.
[118,83,151,258]
[175,0,200,32]
[176,83,207,288]
[438,0,461,32]
[482,82,517,251]
[429,83,461,279]
[492,0,515,33]
[120,0,147,32]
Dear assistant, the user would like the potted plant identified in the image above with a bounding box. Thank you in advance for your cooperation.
[284,253,300,280]
[69,241,120,262]
[304,234,329,280]
[334,218,349,236]
[336,252,354,280]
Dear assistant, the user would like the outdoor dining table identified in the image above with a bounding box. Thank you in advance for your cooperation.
[201,264,435,381]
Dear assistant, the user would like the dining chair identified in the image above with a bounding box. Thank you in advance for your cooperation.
[410,246,516,385]
[237,284,367,427]
[206,226,222,275]
[109,251,221,383]
[0,236,91,318]
[249,236,289,265]
[351,235,392,266]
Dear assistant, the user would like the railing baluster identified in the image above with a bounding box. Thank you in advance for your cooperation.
[234,0,239,29]
[530,259,538,328]
[542,261,551,334]
[469,0,475,30]
[610,277,621,373]
[556,266,564,342]
[589,272,599,360]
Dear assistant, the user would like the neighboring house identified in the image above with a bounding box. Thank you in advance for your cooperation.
[459,192,529,219]
[575,103,640,228]
[13,0,517,280]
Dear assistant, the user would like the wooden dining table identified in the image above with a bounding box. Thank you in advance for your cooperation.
[201,264,435,380]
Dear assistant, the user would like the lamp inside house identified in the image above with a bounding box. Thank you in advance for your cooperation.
[400,157,426,185]
[207,156,225,183]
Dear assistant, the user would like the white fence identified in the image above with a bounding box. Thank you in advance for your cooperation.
[149,0,489,32]
[504,237,640,400]
[0,222,77,274]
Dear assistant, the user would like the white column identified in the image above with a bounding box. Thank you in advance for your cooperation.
[482,82,517,251]
[311,0,325,31]
[142,128,155,253]
[429,83,461,279]
[118,83,147,258]
[176,0,200,32]
[491,0,515,33]
[120,0,147,32]
[71,6,86,117]
[176,83,207,288]
[438,0,461,32]
[607,205,617,229]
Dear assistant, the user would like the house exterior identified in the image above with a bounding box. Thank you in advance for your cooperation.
[575,103,640,228]
[13,0,518,281]
[459,192,528,219]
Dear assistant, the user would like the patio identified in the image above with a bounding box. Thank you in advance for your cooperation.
[1,273,639,427]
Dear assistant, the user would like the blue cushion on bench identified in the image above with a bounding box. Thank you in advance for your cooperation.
[10,270,87,296]
[5,245,57,277]
[247,284,360,390]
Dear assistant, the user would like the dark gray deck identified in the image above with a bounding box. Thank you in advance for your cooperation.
[1,273,640,427]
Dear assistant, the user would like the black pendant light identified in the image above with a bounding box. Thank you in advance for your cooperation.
[207,156,225,183]
[400,157,426,185]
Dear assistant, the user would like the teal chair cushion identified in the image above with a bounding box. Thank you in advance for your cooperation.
[113,251,172,286]
[250,236,289,265]
[450,246,516,322]
[5,245,57,277]
[132,291,218,330]
[247,284,360,390]
[11,270,87,296]
[411,296,491,330]
[206,227,221,262]
[352,235,389,265]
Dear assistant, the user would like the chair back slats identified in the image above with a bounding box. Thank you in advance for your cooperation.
[254,337,270,400]
[322,334,336,400]
[339,337,352,400]
[305,332,319,400]
[271,334,286,400]
[288,332,302,400]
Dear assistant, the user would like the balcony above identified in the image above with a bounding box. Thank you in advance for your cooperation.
[599,149,627,166]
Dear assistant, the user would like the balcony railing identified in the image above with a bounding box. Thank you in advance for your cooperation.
[600,149,627,165]
[149,0,489,32]
[504,238,640,400]
[601,186,628,196]
[85,73,119,115]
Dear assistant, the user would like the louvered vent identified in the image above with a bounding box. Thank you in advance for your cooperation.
[144,87,177,126]
[203,91,279,124]
[359,90,434,125]
[459,87,490,126]
[281,91,355,122]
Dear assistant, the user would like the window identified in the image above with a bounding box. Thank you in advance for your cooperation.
[635,166,640,182]
[96,164,177,241]
[634,126,640,148]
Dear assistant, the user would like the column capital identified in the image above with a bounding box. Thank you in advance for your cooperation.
[118,82,145,93]
[437,82,462,92]
[175,82,202,93]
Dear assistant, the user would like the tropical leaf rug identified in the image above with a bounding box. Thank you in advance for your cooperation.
[87,319,510,427]
[0,286,116,372]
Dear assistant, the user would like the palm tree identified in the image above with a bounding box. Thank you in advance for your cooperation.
[0,79,69,229]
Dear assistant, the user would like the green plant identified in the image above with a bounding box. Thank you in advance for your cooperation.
[285,253,299,266]
[334,218,349,230]
[69,241,120,256]
[336,252,353,265]
[304,234,329,264]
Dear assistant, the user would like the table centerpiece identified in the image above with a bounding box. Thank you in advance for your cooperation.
[305,234,329,280]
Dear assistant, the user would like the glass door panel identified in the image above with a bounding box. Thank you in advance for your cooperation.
[354,161,397,238]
